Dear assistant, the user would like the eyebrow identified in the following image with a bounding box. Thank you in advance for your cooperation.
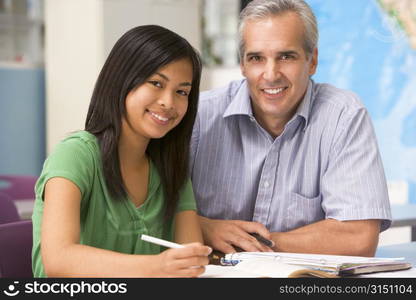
[245,50,300,57]
[245,51,261,57]
[155,72,192,87]
[278,50,299,56]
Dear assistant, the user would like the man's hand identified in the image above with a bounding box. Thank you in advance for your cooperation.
[199,216,274,253]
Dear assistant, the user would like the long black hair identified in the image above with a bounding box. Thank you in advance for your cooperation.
[85,25,202,219]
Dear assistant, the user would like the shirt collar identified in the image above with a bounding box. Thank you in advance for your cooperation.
[295,79,314,130]
[223,79,314,130]
[223,79,254,118]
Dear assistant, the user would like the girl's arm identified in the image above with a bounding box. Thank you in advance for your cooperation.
[41,177,210,277]
[174,210,204,244]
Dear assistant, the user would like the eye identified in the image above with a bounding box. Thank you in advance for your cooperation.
[148,80,162,88]
[177,89,189,96]
[248,55,262,62]
[280,54,295,60]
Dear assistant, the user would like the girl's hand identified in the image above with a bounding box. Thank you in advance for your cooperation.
[154,243,212,277]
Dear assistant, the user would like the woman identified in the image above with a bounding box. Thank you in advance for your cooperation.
[32,25,211,277]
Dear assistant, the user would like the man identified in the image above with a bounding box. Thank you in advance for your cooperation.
[190,0,391,256]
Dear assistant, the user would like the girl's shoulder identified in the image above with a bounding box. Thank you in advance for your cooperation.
[61,130,98,147]
[45,131,100,170]
[54,130,99,156]
[37,131,100,198]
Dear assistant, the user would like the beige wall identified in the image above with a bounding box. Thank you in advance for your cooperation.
[45,0,103,153]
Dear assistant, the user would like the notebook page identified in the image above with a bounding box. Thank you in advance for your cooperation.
[200,265,258,278]
[200,259,335,278]
[234,259,315,277]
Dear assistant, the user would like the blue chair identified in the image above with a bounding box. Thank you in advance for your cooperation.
[0,192,20,224]
[0,220,33,277]
[0,175,37,200]
[0,175,37,220]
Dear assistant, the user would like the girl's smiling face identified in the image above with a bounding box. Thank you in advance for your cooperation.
[122,58,193,142]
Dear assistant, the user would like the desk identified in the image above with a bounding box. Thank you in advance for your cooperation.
[14,198,34,220]
[391,204,416,241]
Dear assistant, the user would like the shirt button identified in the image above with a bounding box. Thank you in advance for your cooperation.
[264,181,270,188]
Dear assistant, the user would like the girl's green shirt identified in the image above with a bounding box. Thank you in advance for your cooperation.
[31,131,196,277]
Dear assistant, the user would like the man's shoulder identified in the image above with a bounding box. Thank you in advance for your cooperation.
[313,82,365,113]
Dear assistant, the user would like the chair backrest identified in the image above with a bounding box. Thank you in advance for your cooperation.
[0,192,20,224]
[0,220,33,278]
[0,175,38,200]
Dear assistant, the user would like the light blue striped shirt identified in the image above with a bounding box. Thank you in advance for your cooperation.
[190,79,391,232]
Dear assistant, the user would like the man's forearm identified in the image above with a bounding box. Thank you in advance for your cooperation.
[270,219,381,257]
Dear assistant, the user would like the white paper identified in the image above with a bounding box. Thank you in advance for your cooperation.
[200,259,310,278]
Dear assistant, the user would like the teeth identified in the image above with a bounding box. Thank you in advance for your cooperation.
[150,112,169,122]
[264,87,285,94]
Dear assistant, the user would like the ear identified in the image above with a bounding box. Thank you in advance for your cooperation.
[309,48,318,76]
[240,59,246,77]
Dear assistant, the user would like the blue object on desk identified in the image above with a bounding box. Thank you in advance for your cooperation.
[376,242,416,267]
[391,204,416,241]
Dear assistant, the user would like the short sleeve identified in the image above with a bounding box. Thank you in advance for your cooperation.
[189,112,200,177]
[175,178,197,212]
[321,107,392,231]
[35,135,96,202]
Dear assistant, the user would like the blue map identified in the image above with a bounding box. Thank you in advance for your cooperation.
[306,0,416,203]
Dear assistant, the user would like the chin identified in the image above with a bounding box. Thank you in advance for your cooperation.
[148,131,169,140]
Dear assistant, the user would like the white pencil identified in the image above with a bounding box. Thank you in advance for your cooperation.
[141,234,185,249]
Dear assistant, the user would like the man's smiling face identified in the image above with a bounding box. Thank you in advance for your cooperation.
[240,12,317,136]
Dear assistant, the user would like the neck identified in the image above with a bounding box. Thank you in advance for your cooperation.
[257,117,286,139]
[253,107,297,139]
[118,131,149,172]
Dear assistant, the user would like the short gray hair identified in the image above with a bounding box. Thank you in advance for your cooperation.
[238,0,318,59]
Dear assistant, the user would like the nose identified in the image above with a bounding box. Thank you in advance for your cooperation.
[262,60,281,83]
[157,90,175,110]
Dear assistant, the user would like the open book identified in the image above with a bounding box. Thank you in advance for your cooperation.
[201,252,412,278]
